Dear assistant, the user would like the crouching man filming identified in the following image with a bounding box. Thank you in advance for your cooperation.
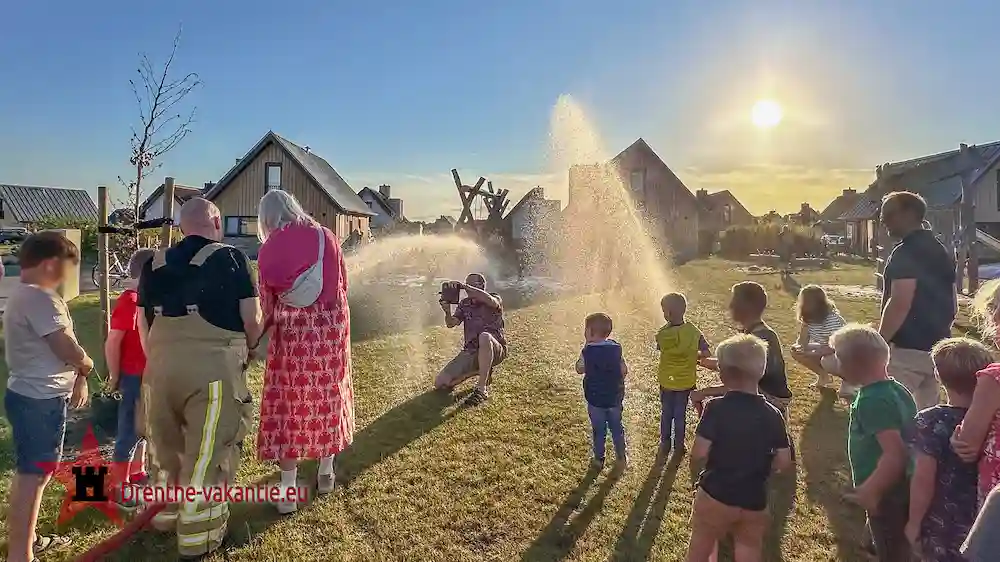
[436,273,507,406]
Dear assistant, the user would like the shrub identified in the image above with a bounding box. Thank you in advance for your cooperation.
[33,217,98,256]
[718,223,824,259]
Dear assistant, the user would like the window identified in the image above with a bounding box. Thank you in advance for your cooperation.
[996,169,1000,211]
[224,216,258,237]
[629,169,645,195]
[265,163,282,191]
[723,204,732,225]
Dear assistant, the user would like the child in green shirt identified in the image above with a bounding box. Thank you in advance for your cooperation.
[655,293,709,458]
[830,323,917,562]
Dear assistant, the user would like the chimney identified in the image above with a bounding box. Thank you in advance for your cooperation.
[203,182,216,192]
[843,188,855,196]
[960,143,969,153]
[388,198,403,218]
[696,189,708,199]
[379,184,391,198]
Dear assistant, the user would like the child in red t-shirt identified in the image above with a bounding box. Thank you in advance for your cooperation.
[106,249,155,490]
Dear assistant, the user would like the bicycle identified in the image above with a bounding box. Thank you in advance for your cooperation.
[92,251,130,289]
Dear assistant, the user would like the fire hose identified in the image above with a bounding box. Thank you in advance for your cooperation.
[74,503,166,562]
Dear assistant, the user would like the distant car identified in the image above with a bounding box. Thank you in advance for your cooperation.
[0,227,28,244]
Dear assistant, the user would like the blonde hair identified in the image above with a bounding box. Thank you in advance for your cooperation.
[796,284,837,324]
[829,323,889,366]
[973,278,1000,341]
[931,337,994,395]
[257,189,317,241]
[661,292,687,317]
[716,334,767,380]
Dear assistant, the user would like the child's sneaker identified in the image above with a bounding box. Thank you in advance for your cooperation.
[590,457,605,470]
[464,387,489,406]
[114,483,144,512]
[612,456,628,475]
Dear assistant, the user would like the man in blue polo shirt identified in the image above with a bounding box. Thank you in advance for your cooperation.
[877,191,957,409]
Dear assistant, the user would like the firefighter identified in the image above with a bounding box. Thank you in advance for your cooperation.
[137,197,262,557]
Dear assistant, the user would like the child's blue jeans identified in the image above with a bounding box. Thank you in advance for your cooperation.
[113,374,144,463]
[660,387,692,450]
[587,404,627,461]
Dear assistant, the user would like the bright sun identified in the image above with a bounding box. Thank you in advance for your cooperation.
[751,99,783,129]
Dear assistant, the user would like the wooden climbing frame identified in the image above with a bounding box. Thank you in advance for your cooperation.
[451,169,510,238]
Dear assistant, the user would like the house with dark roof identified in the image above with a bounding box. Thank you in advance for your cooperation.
[840,141,1000,261]
[203,131,374,250]
[139,182,213,223]
[357,185,405,230]
[567,138,701,260]
[0,184,98,227]
[696,189,754,231]
[820,188,862,222]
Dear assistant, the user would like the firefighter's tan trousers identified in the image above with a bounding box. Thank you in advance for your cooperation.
[142,311,253,558]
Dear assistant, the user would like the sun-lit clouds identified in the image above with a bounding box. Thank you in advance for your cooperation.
[681,163,873,215]
[342,170,563,222]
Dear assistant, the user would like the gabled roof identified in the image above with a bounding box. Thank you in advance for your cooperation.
[203,131,374,216]
[840,140,1000,221]
[699,189,752,217]
[820,190,862,221]
[138,183,204,216]
[505,187,544,219]
[610,138,699,204]
[357,186,396,217]
[0,184,98,223]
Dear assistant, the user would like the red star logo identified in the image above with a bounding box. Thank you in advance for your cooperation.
[37,425,132,526]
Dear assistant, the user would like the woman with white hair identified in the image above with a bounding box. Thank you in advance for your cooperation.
[255,189,355,513]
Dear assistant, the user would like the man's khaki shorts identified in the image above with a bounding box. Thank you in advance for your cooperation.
[435,335,507,388]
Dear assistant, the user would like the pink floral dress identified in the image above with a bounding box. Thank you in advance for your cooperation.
[975,364,1000,504]
[255,223,355,461]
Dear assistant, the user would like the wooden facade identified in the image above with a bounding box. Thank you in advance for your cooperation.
[205,132,372,252]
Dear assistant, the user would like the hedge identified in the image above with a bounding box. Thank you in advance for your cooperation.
[718,223,824,259]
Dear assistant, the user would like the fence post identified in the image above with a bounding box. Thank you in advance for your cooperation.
[98,185,110,341]
[160,177,176,249]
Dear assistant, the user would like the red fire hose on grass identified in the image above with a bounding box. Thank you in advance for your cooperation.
[74,503,165,562]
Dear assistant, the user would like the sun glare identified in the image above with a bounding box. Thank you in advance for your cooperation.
[751,99,783,129]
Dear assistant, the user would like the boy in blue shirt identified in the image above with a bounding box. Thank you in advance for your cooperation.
[576,313,630,471]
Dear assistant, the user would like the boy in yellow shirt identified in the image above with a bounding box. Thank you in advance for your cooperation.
[656,293,710,458]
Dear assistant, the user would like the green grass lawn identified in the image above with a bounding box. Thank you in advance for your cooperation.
[0,259,885,561]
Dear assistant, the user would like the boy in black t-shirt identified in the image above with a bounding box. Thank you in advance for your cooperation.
[686,334,793,562]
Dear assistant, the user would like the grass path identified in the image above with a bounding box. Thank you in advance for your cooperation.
[0,259,882,561]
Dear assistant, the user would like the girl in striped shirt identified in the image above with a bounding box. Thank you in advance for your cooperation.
[791,285,856,397]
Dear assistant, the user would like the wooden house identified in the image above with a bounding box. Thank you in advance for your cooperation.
[203,131,374,253]
[567,138,701,261]
[839,141,1000,290]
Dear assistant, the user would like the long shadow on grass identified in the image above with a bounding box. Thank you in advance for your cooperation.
[519,465,621,562]
[801,389,866,561]
[336,388,461,485]
[763,466,798,561]
[609,457,682,561]
[99,389,461,559]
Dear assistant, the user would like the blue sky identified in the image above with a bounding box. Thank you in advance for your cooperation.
[3,0,1000,219]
